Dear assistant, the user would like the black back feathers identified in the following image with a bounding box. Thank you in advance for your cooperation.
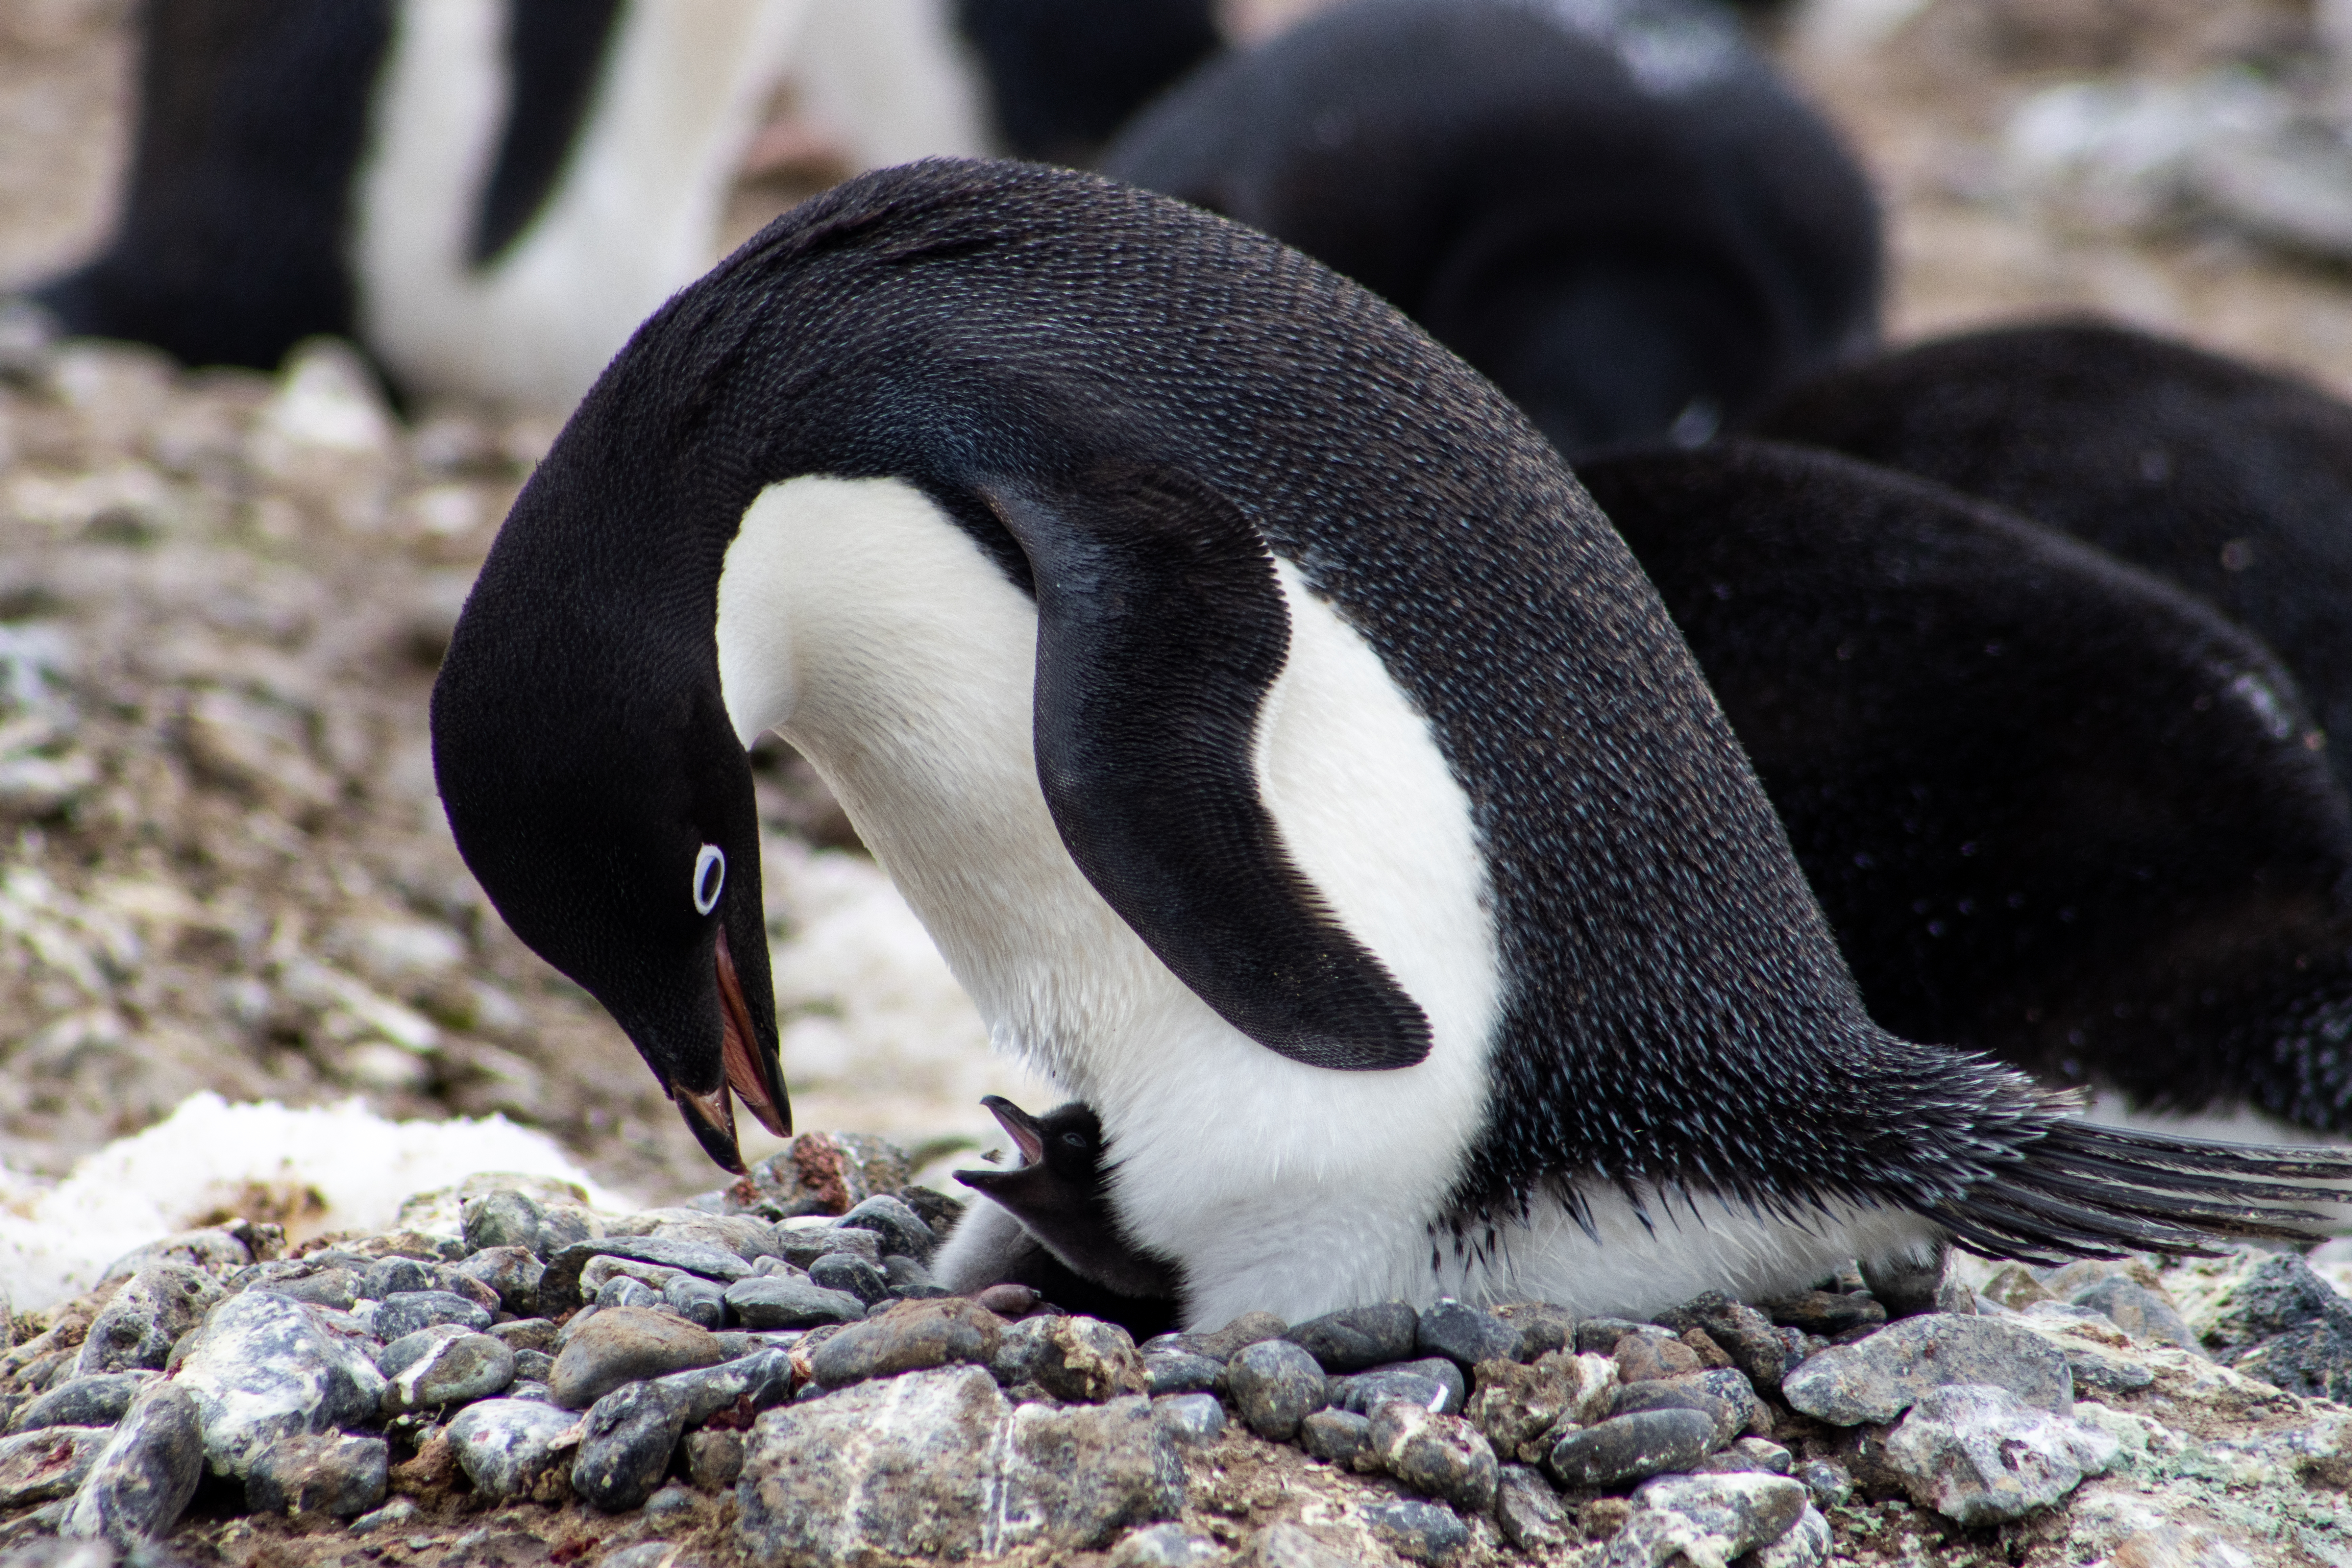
[1101,0,1881,456]
[1750,322,2352,801]
[1582,440,2352,1136]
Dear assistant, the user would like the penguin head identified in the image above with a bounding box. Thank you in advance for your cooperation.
[954,1096,1113,1230]
[430,438,790,1174]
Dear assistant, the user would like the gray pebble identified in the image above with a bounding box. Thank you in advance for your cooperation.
[837,1194,936,1260]
[882,1254,942,1295]
[775,1220,884,1270]
[683,1428,745,1490]
[1227,1339,1328,1440]
[1110,1521,1226,1567]
[548,1306,724,1410]
[461,1190,547,1256]
[1367,1402,1498,1511]
[505,1381,557,1404]
[1144,1351,1223,1397]
[1494,1302,1577,1360]
[1151,1393,1225,1447]
[378,1328,515,1415]
[651,1349,796,1425]
[1300,1407,1371,1465]
[173,1293,387,1477]
[663,1273,728,1329]
[724,1275,868,1331]
[1416,1301,1519,1370]
[1762,1290,1887,1338]
[1285,1302,1418,1372]
[538,1236,755,1312]
[1609,1369,1757,1446]
[75,1264,224,1376]
[810,1252,892,1307]
[1653,1292,1799,1394]
[445,1398,580,1501]
[1495,1463,1572,1552]
[596,1276,663,1310]
[1575,1316,1652,1354]
[572,1381,689,1513]
[2072,1277,2200,1354]
[11,1373,154,1434]
[1782,1314,2073,1426]
[455,1246,544,1316]
[513,1349,556,1382]
[243,1432,389,1518]
[606,1545,683,1568]
[362,1257,497,1313]
[226,1260,363,1312]
[644,1482,699,1519]
[1546,1407,1719,1488]
[714,1330,803,1360]
[1362,1496,1471,1564]
[1881,1384,2118,1525]
[1333,1357,1466,1416]
[58,1382,204,1546]
[1794,1459,1853,1506]
[370,1290,491,1341]
[819,1299,1006,1389]
[0,1427,112,1508]
[346,1496,418,1536]
[489,1317,559,1353]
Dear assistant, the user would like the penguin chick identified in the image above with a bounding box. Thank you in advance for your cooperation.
[1100,0,1879,457]
[956,0,1221,164]
[1580,439,2352,1137]
[1748,321,2352,802]
[946,1096,1185,1302]
[430,158,2352,1326]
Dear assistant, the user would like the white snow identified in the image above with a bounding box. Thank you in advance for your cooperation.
[0,1092,630,1310]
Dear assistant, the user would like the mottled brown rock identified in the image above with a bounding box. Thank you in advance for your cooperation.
[547,1307,722,1411]
[807,1297,1004,1389]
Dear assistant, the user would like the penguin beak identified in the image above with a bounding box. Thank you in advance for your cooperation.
[677,1080,745,1173]
[717,925,789,1137]
[982,1095,1047,1166]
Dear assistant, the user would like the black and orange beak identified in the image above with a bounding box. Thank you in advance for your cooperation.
[675,924,791,1174]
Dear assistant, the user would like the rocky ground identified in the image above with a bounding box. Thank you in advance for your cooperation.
[1,1137,2350,1567]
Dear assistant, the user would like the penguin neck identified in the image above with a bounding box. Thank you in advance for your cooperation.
[715,471,1518,1322]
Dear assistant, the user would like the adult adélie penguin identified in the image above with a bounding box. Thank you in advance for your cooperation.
[430,158,2352,1329]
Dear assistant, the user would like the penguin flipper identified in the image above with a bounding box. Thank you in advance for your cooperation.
[982,461,1433,1072]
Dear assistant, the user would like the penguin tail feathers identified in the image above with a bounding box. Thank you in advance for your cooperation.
[1935,1119,2352,1265]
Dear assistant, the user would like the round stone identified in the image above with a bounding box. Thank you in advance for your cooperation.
[1228,1339,1328,1441]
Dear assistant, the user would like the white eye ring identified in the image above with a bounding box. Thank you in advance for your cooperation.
[693,844,726,915]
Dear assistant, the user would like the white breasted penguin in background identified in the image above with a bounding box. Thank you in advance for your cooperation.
[1100,0,1881,457]
[30,0,986,410]
[1580,440,2352,1142]
[1750,322,2352,805]
[430,159,2352,1329]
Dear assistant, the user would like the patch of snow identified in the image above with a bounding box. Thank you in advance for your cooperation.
[0,1092,632,1310]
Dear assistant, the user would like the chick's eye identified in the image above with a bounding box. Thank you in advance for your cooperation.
[693,843,725,915]
[1062,1132,1089,1150]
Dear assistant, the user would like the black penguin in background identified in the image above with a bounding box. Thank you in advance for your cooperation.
[33,0,795,408]
[955,0,1221,164]
[1100,0,1881,457]
[430,160,2350,1329]
[942,1097,1184,1334]
[1749,322,2352,801]
[1579,441,2352,1137]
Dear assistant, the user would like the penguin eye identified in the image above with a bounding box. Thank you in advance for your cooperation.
[693,844,726,915]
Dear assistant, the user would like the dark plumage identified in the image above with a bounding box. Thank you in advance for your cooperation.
[1101,0,1880,456]
[1582,440,2352,1136]
[956,0,1220,163]
[1749,321,2352,800]
[431,159,2351,1322]
[35,0,396,372]
[955,1096,1184,1304]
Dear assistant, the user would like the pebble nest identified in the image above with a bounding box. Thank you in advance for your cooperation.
[2,1128,2349,1568]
